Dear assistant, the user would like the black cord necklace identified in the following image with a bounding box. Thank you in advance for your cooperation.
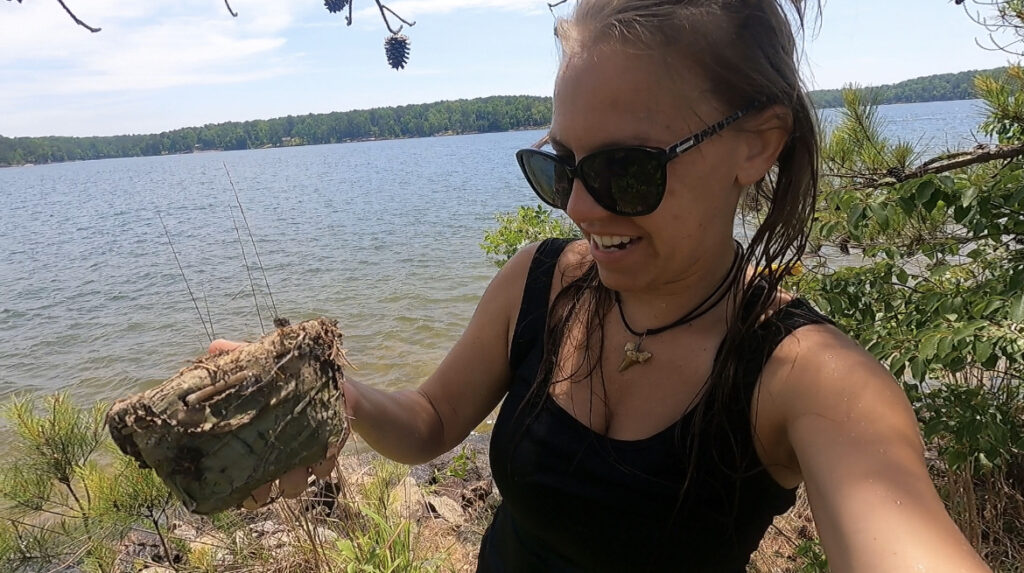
[614,241,743,372]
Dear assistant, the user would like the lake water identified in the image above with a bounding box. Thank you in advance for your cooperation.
[0,99,992,407]
[819,98,993,155]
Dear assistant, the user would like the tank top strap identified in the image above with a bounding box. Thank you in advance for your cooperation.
[736,295,835,396]
[699,294,835,481]
[508,238,573,374]
[758,298,832,352]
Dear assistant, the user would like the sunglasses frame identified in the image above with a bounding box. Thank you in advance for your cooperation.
[516,105,756,217]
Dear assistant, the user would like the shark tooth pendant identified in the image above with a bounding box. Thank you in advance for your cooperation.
[618,341,652,372]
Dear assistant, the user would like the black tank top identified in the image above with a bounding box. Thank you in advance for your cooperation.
[477,238,834,572]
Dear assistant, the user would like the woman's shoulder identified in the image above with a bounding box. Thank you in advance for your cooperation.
[497,238,585,282]
[753,317,916,485]
[501,238,589,292]
[553,238,591,288]
[493,238,586,321]
[761,313,876,396]
[759,315,913,436]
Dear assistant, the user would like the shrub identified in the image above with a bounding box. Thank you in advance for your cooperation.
[481,204,580,268]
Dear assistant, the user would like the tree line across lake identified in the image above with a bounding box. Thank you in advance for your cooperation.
[0,96,551,167]
[0,67,1007,167]
[808,67,1006,108]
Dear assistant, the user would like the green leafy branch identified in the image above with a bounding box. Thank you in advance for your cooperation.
[799,74,1024,486]
[481,204,581,268]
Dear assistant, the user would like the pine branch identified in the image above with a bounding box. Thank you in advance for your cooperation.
[837,143,1024,189]
[146,507,175,571]
[905,143,1024,179]
[376,0,415,34]
[55,0,100,32]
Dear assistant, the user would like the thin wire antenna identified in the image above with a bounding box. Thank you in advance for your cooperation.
[223,163,279,319]
[231,206,266,334]
[228,285,250,301]
[202,285,216,340]
[157,211,213,343]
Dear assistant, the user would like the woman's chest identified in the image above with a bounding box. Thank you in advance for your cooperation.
[549,323,724,440]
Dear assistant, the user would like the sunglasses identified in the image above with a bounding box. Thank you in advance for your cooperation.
[515,106,755,216]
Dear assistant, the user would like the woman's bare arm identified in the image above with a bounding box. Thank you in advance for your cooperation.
[758,324,991,572]
[344,242,538,463]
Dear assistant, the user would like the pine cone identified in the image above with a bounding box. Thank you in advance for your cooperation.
[385,34,411,70]
[885,166,906,181]
[324,0,349,14]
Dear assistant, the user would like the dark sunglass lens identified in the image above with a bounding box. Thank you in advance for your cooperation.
[579,148,665,216]
[517,150,572,209]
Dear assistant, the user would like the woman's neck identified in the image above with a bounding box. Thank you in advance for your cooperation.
[614,239,741,331]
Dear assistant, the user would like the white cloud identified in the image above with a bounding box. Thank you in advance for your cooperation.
[0,0,304,102]
[0,0,560,135]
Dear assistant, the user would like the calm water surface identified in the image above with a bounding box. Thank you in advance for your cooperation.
[0,99,991,407]
[820,98,992,154]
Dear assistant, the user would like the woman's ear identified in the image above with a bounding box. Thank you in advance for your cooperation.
[735,105,792,186]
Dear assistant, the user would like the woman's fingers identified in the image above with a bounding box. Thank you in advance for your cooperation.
[310,455,337,480]
[279,466,311,499]
[312,441,343,479]
[278,450,341,499]
[240,452,341,509]
[209,338,245,354]
[218,340,343,506]
[242,481,273,510]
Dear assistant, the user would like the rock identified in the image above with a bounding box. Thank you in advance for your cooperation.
[425,494,465,526]
[463,479,498,513]
[169,522,198,542]
[251,519,288,537]
[304,478,346,516]
[114,530,184,572]
[389,476,427,520]
[234,519,287,548]
[465,479,493,501]
[189,531,231,566]
[261,531,295,551]
[258,525,339,552]
[105,318,351,515]
[409,434,492,486]
[312,526,340,545]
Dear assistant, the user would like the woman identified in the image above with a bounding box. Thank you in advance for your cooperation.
[219,1,991,570]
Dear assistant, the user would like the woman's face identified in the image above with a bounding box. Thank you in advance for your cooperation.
[549,46,753,295]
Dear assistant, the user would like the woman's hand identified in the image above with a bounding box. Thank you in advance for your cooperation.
[207,338,245,354]
[206,338,344,510]
[213,241,538,508]
[241,443,342,510]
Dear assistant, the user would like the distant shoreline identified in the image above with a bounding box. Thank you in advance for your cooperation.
[0,125,552,169]
[0,100,981,170]
[0,124,552,168]
[0,78,1000,168]
[0,95,554,168]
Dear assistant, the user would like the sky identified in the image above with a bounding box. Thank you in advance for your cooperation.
[0,0,1017,138]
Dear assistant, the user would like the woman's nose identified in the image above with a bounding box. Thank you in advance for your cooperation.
[565,177,607,223]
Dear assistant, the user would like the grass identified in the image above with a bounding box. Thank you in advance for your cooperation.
[747,486,821,573]
[0,393,468,573]
[0,392,1020,572]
